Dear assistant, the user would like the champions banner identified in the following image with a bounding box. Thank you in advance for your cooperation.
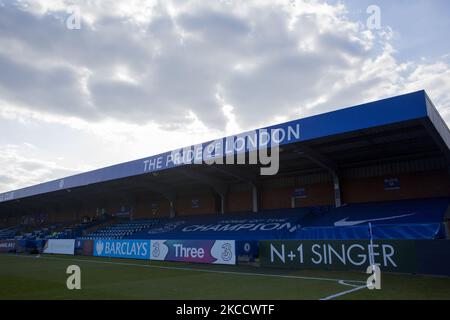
[94,239,151,260]
[0,240,16,253]
[43,239,76,255]
[150,240,236,265]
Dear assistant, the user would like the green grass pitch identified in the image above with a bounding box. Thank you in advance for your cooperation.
[0,254,449,300]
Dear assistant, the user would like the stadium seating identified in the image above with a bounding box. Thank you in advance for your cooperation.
[0,226,18,240]
[6,198,447,242]
[12,220,107,241]
[78,198,450,241]
[78,220,160,240]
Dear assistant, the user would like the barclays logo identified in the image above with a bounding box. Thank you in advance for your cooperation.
[96,240,104,255]
[94,239,151,260]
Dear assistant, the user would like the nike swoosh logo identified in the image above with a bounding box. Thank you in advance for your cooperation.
[334,213,416,227]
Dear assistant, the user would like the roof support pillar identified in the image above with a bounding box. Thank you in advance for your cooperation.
[333,174,342,208]
[178,168,229,214]
[130,207,134,221]
[140,179,177,218]
[295,146,342,208]
[220,191,228,214]
[169,200,176,218]
[162,192,177,218]
[212,185,228,215]
[251,183,260,213]
[125,195,137,221]
[208,165,261,213]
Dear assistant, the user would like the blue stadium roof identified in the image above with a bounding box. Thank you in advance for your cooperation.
[1,90,449,204]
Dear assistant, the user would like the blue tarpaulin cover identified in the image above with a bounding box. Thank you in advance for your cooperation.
[129,198,450,241]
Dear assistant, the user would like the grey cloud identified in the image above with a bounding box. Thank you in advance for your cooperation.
[0,53,95,118]
[0,1,448,132]
[0,3,229,128]
[0,5,154,73]
[178,8,251,45]
[0,175,15,185]
[0,146,78,193]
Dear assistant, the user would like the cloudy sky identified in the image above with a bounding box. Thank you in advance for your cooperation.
[0,0,449,192]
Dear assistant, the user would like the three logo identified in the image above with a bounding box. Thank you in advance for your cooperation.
[152,242,161,258]
[221,243,233,262]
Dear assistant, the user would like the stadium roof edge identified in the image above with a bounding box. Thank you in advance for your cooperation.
[1,90,449,204]
[424,91,450,151]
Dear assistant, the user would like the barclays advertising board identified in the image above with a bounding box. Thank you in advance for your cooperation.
[0,240,16,253]
[94,239,151,260]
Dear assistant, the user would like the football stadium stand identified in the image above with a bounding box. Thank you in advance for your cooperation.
[0,227,18,240]
[1,90,450,267]
[76,198,449,241]
[80,220,159,240]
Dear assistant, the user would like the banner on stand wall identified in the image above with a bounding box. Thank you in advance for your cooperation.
[259,240,450,276]
[43,239,76,255]
[0,240,16,253]
[150,240,236,265]
[93,239,151,260]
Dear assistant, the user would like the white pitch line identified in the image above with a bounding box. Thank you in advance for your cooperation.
[338,280,365,288]
[7,254,366,285]
[320,281,367,300]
